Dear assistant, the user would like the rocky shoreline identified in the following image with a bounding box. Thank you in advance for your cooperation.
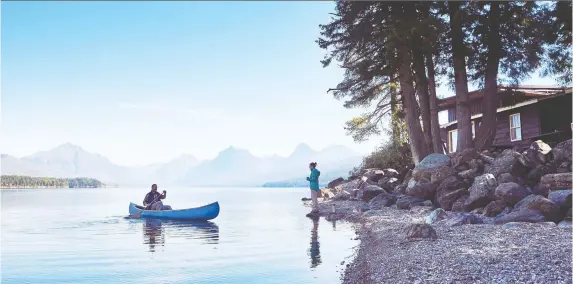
[305,139,573,284]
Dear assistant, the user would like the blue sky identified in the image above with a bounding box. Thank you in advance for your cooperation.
[1,2,558,166]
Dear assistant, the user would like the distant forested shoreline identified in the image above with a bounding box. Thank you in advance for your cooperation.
[1,175,105,189]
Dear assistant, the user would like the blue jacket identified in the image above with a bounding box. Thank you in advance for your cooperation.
[307,168,321,191]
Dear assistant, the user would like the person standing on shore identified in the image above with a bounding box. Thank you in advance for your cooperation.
[306,162,321,216]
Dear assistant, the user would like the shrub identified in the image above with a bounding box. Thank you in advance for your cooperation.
[350,141,413,177]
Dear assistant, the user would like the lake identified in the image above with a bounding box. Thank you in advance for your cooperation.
[1,187,358,284]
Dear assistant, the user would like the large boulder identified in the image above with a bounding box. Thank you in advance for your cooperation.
[434,176,468,208]
[518,149,540,169]
[406,181,438,200]
[327,177,345,189]
[530,140,552,164]
[498,173,517,184]
[319,188,335,199]
[378,177,400,191]
[514,195,561,222]
[456,164,469,172]
[369,193,398,209]
[393,183,407,195]
[483,200,507,217]
[557,162,572,173]
[548,189,572,210]
[358,179,370,189]
[458,168,480,179]
[405,224,438,240]
[538,173,572,196]
[495,182,530,205]
[412,154,451,181]
[334,179,360,193]
[436,175,468,192]
[551,139,572,164]
[493,209,546,225]
[484,149,526,179]
[363,169,386,183]
[383,168,400,178]
[530,140,552,154]
[479,152,495,164]
[464,173,498,210]
[361,185,386,201]
[468,159,484,172]
[471,207,484,215]
[452,195,469,212]
[451,148,478,169]
[430,165,455,184]
[396,195,426,210]
[437,188,468,211]
[527,165,555,185]
[332,191,351,201]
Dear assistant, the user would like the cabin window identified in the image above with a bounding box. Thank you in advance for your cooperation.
[448,109,457,122]
[448,129,458,153]
[471,121,482,138]
[448,108,456,122]
[510,113,522,141]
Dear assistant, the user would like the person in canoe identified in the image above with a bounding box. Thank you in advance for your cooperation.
[143,184,172,211]
[306,162,320,217]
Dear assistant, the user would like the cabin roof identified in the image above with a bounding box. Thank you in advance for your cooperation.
[437,85,567,110]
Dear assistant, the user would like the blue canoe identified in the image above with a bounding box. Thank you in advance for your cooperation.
[129,201,220,221]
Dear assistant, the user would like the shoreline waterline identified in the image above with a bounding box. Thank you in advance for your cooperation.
[305,200,572,284]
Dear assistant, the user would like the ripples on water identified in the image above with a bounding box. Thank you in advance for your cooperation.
[1,187,358,284]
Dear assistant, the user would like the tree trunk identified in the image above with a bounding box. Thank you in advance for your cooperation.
[412,45,434,152]
[448,2,474,152]
[473,2,501,151]
[398,45,430,164]
[390,77,399,148]
[426,53,443,153]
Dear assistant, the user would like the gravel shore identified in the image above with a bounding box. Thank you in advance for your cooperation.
[306,200,572,284]
[338,206,572,284]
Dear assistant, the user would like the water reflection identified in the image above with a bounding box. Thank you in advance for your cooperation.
[307,216,322,268]
[143,219,165,253]
[142,219,220,252]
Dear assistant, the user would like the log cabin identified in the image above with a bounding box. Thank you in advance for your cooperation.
[438,85,573,153]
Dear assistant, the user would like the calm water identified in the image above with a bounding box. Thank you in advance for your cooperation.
[1,187,358,284]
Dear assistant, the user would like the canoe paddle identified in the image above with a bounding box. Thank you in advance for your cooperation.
[132,193,164,219]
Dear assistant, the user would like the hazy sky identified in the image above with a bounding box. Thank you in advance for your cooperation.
[1,2,557,166]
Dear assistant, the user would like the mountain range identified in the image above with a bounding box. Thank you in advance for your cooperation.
[1,143,363,187]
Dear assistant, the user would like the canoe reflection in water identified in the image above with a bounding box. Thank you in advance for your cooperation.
[307,216,322,268]
[142,218,220,253]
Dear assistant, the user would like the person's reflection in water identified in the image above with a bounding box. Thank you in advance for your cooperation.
[307,216,322,268]
[143,219,165,253]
